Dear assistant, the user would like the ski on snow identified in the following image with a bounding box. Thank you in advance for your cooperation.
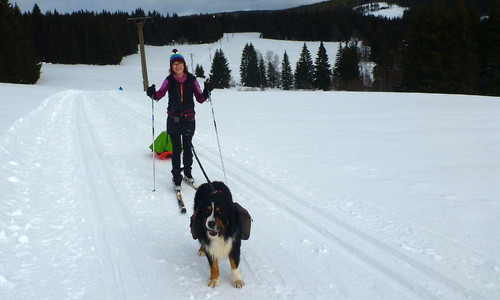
[183,176,198,190]
[176,191,187,213]
[174,178,197,214]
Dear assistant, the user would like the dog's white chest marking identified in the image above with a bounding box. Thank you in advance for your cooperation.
[206,236,234,259]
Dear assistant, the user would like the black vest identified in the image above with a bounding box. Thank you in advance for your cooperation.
[167,73,196,113]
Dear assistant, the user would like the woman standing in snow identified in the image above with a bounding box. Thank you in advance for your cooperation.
[147,49,213,191]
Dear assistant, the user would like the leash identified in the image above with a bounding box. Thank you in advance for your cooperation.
[192,145,215,193]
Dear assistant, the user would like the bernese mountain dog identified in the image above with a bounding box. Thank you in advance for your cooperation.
[190,181,246,288]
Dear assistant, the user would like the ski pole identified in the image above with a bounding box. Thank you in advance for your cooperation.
[152,97,156,192]
[208,92,227,183]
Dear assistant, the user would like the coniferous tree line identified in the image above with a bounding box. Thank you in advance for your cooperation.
[138,10,222,45]
[0,0,40,84]
[23,6,223,65]
[1,2,224,74]
[27,6,137,65]
[216,7,397,42]
[238,42,338,91]
[1,0,498,96]
[219,0,499,95]
[232,0,498,95]
[400,0,500,95]
[213,3,409,91]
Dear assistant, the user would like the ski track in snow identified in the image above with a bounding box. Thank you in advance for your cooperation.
[74,92,163,298]
[196,144,488,299]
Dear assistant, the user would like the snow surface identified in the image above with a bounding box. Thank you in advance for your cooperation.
[356,2,409,19]
[1,32,499,299]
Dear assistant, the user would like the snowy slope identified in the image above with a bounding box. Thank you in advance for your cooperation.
[355,2,409,19]
[1,33,499,299]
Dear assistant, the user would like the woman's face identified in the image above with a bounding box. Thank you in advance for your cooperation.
[172,61,185,76]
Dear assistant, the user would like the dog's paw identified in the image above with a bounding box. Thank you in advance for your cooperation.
[233,279,245,288]
[198,247,206,257]
[207,278,219,288]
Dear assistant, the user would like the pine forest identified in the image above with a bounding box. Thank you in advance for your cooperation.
[0,0,499,96]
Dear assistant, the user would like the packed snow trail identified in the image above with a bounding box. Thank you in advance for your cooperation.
[74,91,163,298]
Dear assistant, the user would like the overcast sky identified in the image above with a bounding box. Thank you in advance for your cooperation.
[13,0,325,16]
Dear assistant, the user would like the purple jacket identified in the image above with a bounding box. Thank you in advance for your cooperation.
[156,73,207,106]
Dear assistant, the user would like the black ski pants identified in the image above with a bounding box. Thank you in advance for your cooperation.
[170,133,193,174]
[167,115,195,184]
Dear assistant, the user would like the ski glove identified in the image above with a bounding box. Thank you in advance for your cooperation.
[146,84,157,99]
[204,81,213,92]
[202,81,213,99]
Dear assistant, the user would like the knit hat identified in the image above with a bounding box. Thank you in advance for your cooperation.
[170,49,185,66]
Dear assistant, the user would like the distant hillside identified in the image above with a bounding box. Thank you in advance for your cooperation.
[285,0,493,14]
[285,0,359,12]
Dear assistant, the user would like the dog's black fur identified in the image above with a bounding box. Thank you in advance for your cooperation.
[191,181,245,288]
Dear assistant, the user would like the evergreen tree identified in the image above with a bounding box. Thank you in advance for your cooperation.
[258,53,267,88]
[401,3,444,92]
[294,43,314,89]
[209,48,231,88]
[371,36,397,91]
[480,0,500,95]
[333,41,362,90]
[239,44,249,85]
[401,1,481,94]
[313,41,332,90]
[195,64,205,78]
[0,0,40,84]
[29,4,45,60]
[240,43,259,87]
[94,18,122,65]
[81,16,98,64]
[332,43,344,90]
[445,0,480,94]
[266,51,280,88]
[281,51,293,90]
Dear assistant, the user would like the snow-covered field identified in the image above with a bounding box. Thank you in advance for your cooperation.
[356,2,409,19]
[1,32,499,299]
